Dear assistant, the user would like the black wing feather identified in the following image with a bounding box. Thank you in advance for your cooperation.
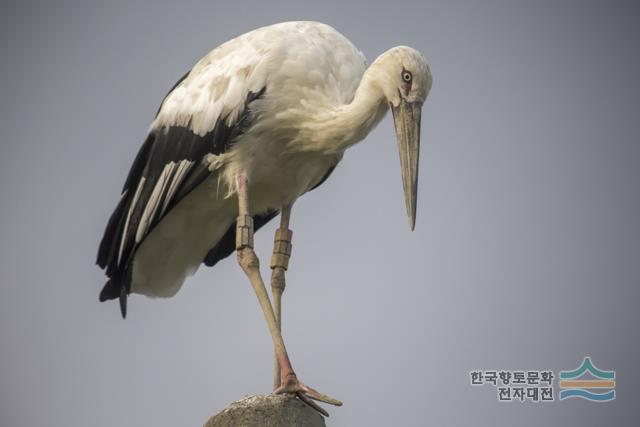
[308,165,336,192]
[203,210,279,267]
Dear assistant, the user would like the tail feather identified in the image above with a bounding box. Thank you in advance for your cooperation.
[119,286,127,319]
[99,276,129,319]
[99,279,118,302]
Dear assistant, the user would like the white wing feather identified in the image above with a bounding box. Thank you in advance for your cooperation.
[151,28,272,136]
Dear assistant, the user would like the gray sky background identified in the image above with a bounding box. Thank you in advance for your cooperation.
[1,0,639,426]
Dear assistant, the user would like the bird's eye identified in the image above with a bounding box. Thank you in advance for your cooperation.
[402,71,412,83]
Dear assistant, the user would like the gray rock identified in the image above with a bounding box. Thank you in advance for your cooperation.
[204,394,326,427]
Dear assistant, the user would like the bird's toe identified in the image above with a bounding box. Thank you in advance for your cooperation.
[274,373,342,417]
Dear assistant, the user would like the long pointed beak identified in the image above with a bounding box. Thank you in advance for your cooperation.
[392,99,422,231]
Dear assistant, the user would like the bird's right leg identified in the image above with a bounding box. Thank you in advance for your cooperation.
[234,173,342,417]
[270,203,293,390]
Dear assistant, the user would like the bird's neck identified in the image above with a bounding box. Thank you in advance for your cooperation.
[301,68,388,154]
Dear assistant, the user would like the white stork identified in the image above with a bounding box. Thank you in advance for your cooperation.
[97,21,432,415]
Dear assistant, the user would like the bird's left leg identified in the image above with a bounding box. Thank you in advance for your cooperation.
[270,203,293,390]
[234,174,342,416]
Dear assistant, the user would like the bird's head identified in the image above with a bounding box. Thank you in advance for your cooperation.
[371,46,432,230]
[373,46,432,107]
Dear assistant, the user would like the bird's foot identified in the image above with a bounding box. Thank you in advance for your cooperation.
[274,373,342,417]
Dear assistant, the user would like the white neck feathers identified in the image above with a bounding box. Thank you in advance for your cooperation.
[293,65,389,154]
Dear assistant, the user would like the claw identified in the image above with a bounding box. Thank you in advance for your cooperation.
[297,393,329,417]
[274,373,342,416]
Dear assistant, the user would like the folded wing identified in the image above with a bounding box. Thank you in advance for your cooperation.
[96,37,269,317]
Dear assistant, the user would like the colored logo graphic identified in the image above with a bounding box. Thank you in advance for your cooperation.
[559,357,615,402]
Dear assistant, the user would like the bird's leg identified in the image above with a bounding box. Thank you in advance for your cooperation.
[270,203,293,390]
[234,174,342,416]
